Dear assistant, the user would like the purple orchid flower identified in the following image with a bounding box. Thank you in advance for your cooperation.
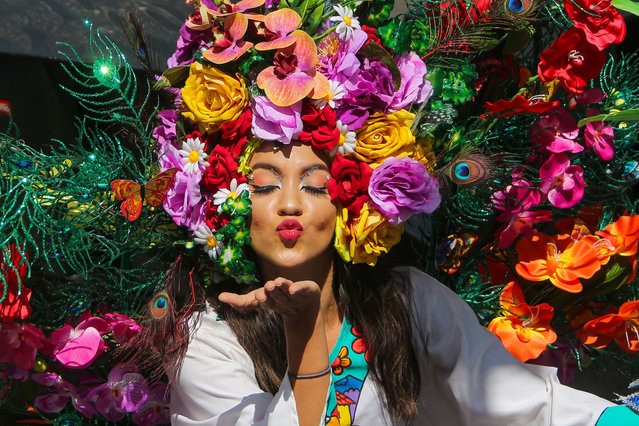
[85,364,149,422]
[584,108,614,161]
[539,153,585,208]
[530,108,583,154]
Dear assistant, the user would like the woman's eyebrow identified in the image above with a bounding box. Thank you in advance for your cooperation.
[251,163,283,179]
[300,164,329,180]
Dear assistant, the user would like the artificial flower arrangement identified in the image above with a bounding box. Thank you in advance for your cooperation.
[2,0,639,423]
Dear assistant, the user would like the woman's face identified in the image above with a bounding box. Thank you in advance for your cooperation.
[248,141,337,275]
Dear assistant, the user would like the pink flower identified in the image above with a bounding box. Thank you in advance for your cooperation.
[493,179,542,214]
[584,108,614,161]
[85,364,149,422]
[390,52,433,111]
[254,8,301,51]
[32,372,96,418]
[251,96,303,143]
[530,108,583,154]
[105,313,142,344]
[539,153,585,208]
[257,30,330,106]
[131,382,170,426]
[51,316,109,369]
[0,322,45,371]
[210,0,265,17]
[496,210,553,249]
[202,13,253,64]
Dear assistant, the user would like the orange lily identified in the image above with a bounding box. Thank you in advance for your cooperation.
[254,9,302,51]
[202,13,253,64]
[577,300,639,354]
[596,214,639,283]
[515,232,602,293]
[488,281,557,362]
[256,30,330,107]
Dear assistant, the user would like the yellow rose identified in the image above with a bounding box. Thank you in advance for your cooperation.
[411,137,437,174]
[334,204,403,266]
[181,62,248,134]
[353,110,416,168]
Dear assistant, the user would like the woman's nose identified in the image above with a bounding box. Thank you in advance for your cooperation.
[277,182,303,216]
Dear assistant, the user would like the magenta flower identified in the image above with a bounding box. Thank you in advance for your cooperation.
[368,157,441,225]
[496,210,553,248]
[390,52,433,111]
[539,153,585,208]
[530,108,583,154]
[251,96,303,143]
[51,316,109,369]
[584,108,614,161]
[575,88,605,106]
[0,322,45,371]
[105,313,142,344]
[160,146,204,231]
[131,382,170,426]
[33,372,96,418]
[153,110,179,152]
[202,13,253,64]
[317,29,367,85]
[85,364,149,422]
[492,178,541,214]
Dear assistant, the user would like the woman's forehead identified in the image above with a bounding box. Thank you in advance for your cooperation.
[250,141,331,172]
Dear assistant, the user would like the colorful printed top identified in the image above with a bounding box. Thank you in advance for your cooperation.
[325,317,369,425]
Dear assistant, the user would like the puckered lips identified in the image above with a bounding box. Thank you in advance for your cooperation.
[276,219,303,241]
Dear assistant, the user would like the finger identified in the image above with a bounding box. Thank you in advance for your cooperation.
[218,291,260,310]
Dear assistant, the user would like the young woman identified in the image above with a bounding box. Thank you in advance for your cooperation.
[168,141,627,425]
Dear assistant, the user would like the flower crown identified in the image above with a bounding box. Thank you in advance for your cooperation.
[155,0,441,283]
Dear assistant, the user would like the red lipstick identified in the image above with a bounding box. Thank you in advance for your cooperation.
[276,219,303,241]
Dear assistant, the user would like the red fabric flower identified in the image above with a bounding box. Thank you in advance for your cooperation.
[299,103,340,151]
[538,28,606,95]
[218,109,253,158]
[484,95,560,117]
[1,244,32,323]
[205,200,231,231]
[351,325,370,363]
[361,25,388,51]
[564,0,626,50]
[201,145,246,194]
[327,154,373,213]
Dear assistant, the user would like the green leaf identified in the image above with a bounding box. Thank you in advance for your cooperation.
[305,3,324,34]
[158,65,190,89]
[357,43,402,90]
[612,0,639,16]
[577,108,639,127]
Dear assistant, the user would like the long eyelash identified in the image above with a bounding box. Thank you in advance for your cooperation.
[250,184,279,195]
[302,185,328,197]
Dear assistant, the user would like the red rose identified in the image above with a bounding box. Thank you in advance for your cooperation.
[205,200,231,231]
[1,244,32,323]
[361,25,391,53]
[564,0,625,50]
[327,154,373,213]
[201,145,246,193]
[538,28,606,95]
[299,103,340,151]
[219,109,252,158]
[484,95,560,117]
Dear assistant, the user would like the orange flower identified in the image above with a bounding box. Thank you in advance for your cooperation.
[596,215,639,283]
[488,281,557,362]
[515,233,602,293]
[330,346,352,375]
[577,300,639,354]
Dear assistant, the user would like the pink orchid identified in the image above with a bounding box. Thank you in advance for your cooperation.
[51,316,109,369]
[131,382,170,426]
[210,0,265,19]
[530,108,583,154]
[105,313,142,344]
[85,364,149,422]
[257,30,330,106]
[584,108,614,161]
[202,13,253,64]
[32,372,96,418]
[254,8,302,51]
[492,179,542,214]
[185,3,213,30]
[539,153,585,208]
[496,210,553,248]
[0,322,45,371]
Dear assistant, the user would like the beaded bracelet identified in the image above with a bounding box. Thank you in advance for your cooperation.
[289,366,331,380]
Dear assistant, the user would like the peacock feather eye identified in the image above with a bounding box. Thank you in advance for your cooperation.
[150,291,170,319]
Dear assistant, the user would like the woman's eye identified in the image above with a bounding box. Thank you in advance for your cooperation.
[302,185,328,196]
[250,184,279,195]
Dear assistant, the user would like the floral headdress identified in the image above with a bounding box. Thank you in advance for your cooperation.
[155,0,441,283]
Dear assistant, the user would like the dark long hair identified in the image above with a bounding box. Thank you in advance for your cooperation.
[212,251,422,420]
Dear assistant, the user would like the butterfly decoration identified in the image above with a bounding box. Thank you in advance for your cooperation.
[110,168,177,221]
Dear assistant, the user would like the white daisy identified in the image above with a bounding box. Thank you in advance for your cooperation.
[312,80,346,109]
[193,224,224,259]
[213,178,250,212]
[331,120,357,156]
[179,136,209,174]
[330,5,360,41]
